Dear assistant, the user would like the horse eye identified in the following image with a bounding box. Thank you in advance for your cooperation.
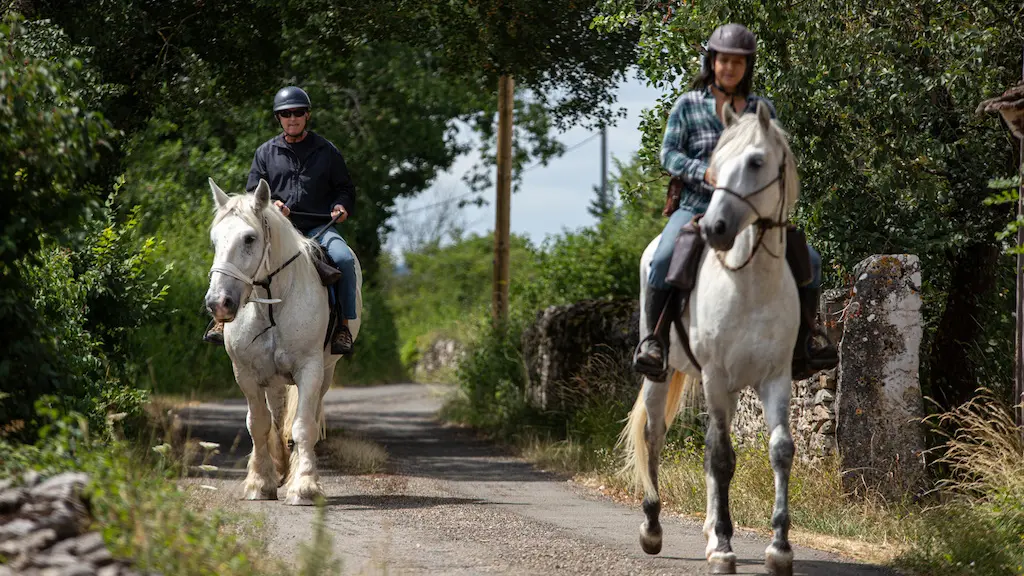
[244,235,256,245]
[749,155,764,169]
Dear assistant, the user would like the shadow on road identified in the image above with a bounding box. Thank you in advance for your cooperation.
[324,494,487,511]
[176,383,560,484]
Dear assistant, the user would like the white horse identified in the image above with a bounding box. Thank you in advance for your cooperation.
[204,177,362,505]
[620,101,801,575]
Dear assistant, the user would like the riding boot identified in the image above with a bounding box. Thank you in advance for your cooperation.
[792,286,839,380]
[330,283,353,356]
[633,287,673,382]
[202,319,225,346]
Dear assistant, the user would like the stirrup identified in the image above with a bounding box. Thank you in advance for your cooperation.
[793,327,837,379]
[633,335,668,381]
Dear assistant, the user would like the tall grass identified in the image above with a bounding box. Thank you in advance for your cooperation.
[899,390,1024,576]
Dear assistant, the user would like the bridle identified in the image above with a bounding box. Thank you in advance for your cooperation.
[208,209,340,343]
[709,155,789,272]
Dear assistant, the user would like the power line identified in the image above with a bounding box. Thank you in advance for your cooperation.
[520,132,601,175]
[396,132,601,217]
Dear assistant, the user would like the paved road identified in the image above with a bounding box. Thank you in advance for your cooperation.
[177,383,894,576]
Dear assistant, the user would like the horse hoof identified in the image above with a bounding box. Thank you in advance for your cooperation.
[242,482,278,501]
[639,521,663,555]
[283,494,315,506]
[765,545,794,576]
[708,552,737,574]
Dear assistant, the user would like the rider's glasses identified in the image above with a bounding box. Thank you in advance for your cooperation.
[277,109,308,118]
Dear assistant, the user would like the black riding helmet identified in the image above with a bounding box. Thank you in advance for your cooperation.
[273,86,311,112]
[707,23,756,55]
[694,23,757,96]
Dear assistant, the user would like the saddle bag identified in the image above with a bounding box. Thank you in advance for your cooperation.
[311,245,343,286]
[663,176,683,217]
[665,215,705,293]
[785,226,813,287]
[314,260,342,286]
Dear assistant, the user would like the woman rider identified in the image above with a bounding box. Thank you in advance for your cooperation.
[632,23,838,381]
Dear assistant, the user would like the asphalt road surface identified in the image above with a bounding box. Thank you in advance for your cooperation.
[177,383,894,576]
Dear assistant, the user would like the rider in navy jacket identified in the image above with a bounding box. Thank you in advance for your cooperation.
[204,85,358,356]
[245,131,355,233]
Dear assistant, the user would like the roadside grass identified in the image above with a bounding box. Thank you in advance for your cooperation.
[895,389,1024,576]
[321,429,390,475]
[0,401,347,576]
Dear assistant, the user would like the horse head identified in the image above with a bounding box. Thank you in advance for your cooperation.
[204,178,274,322]
[701,100,799,252]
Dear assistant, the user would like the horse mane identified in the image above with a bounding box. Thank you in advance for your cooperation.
[212,194,320,277]
[710,112,800,211]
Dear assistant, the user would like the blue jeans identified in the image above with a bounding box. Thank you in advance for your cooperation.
[305,227,357,320]
[648,207,822,291]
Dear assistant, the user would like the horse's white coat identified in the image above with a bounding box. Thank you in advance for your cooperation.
[205,178,362,505]
[625,102,800,574]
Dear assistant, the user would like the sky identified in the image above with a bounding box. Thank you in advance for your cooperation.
[385,73,665,257]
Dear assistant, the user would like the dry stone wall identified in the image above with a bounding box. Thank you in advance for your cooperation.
[0,472,143,576]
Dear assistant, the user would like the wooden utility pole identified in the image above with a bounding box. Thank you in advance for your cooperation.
[493,75,514,324]
[600,126,608,201]
[1017,50,1024,436]
[978,46,1024,441]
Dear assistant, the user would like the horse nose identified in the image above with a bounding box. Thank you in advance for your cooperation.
[702,218,736,251]
[206,293,237,321]
[712,220,727,236]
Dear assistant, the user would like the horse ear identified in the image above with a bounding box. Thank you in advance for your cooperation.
[253,179,271,213]
[757,100,771,130]
[209,178,230,209]
[722,103,738,127]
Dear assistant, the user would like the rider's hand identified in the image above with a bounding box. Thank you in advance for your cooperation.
[274,200,290,217]
[703,166,717,187]
[331,204,348,223]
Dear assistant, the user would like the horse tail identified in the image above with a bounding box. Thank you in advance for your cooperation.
[281,386,328,445]
[618,371,696,499]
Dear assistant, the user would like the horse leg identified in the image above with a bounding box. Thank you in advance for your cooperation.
[264,380,290,484]
[283,360,325,506]
[238,375,278,500]
[703,385,738,574]
[315,365,333,442]
[760,377,795,576]
[638,374,670,555]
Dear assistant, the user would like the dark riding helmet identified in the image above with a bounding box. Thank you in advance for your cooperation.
[273,86,311,112]
[706,23,757,56]
[694,23,757,95]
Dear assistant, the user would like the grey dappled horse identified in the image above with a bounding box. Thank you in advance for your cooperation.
[621,101,801,575]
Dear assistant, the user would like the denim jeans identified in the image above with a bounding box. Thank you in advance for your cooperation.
[648,207,822,291]
[304,226,357,320]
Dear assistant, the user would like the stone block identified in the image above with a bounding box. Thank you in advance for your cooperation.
[836,254,928,499]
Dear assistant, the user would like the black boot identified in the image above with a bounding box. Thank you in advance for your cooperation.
[329,285,353,356]
[633,287,673,381]
[331,324,353,355]
[792,286,838,380]
[202,319,224,346]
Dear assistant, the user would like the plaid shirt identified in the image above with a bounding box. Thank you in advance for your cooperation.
[660,88,776,212]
